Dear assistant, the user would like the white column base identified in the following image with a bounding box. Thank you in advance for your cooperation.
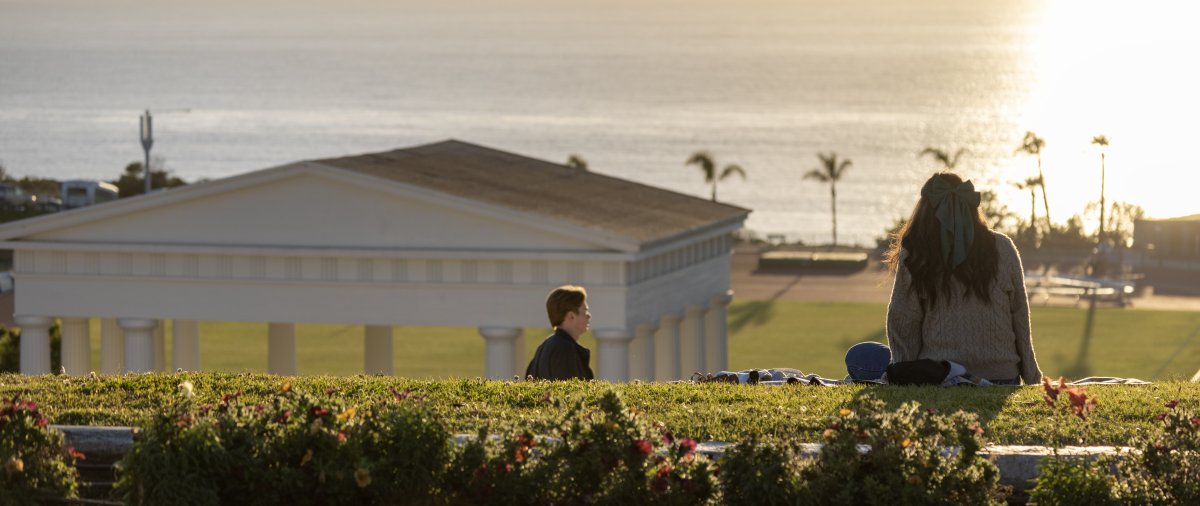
[119,318,157,373]
[593,328,633,382]
[100,318,124,374]
[705,291,734,373]
[172,320,201,372]
[60,317,91,376]
[268,323,297,375]
[479,326,521,379]
[654,313,682,381]
[16,315,54,375]
[631,322,658,381]
[364,325,394,375]
[679,304,707,378]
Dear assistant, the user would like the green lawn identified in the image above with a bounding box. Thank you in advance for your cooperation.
[82,301,1200,381]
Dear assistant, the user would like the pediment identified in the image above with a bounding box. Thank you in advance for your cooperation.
[0,164,627,253]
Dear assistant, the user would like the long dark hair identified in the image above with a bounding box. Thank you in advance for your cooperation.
[885,172,998,309]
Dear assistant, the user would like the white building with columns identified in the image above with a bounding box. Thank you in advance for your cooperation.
[2,140,748,381]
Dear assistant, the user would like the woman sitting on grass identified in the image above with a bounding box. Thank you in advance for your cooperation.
[883,172,1042,385]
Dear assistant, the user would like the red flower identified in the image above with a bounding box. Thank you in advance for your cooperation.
[66,447,86,461]
[36,415,48,428]
[662,430,674,445]
[1042,377,1065,407]
[337,431,347,444]
[678,438,697,456]
[1066,388,1095,420]
[632,439,653,456]
[309,406,330,417]
[274,409,292,423]
[1190,417,1200,428]
[657,465,673,477]
[1156,413,1167,421]
[1165,400,1179,409]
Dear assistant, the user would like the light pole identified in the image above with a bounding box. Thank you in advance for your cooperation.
[139,110,153,194]
[139,109,189,194]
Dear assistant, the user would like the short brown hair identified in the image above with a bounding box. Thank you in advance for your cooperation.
[546,285,587,327]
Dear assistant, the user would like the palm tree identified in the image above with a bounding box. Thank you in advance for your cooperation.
[1012,176,1042,242]
[566,154,588,171]
[918,147,969,171]
[804,152,852,247]
[685,151,746,202]
[1015,131,1050,232]
[1091,135,1109,243]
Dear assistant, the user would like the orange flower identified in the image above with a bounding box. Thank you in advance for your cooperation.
[5,457,23,474]
[1042,376,1064,406]
[355,467,372,488]
[1066,387,1096,420]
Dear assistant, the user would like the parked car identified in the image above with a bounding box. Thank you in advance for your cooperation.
[61,180,119,209]
[0,184,37,210]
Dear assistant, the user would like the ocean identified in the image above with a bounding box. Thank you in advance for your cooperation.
[2,0,1198,245]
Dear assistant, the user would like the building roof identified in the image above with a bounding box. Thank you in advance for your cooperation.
[1158,213,1200,223]
[312,140,750,244]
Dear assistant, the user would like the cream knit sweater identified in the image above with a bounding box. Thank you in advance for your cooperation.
[886,232,1043,384]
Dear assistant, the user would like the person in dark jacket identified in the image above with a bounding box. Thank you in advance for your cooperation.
[525,285,593,380]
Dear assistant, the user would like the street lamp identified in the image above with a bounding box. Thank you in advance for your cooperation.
[139,109,190,194]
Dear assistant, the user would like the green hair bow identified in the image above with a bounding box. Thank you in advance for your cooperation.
[921,178,981,269]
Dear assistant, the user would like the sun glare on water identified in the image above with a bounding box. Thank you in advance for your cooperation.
[1000,0,1200,226]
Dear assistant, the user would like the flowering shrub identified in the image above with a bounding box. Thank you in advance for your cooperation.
[722,396,1005,506]
[117,381,451,506]
[117,384,711,505]
[444,390,716,505]
[719,436,807,505]
[0,394,81,505]
[1031,381,1200,505]
[1028,377,1116,506]
[1110,401,1200,504]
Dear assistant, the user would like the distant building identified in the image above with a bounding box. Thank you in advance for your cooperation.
[0,140,749,380]
[1134,214,1200,260]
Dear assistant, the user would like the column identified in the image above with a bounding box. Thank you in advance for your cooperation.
[152,320,166,372]
[119,318,156,373]
[60,317,91,376]
[100,318,124,374]
[592,328,633,382]
[705,290,734,373]
[679,304,707,378]
[363,325,394,375]
[479,327,521,379]
[654,313,682,381]
[512,329,527,379]
[630,322,657,381]
[173,320,201,372]
[268,323,297,375]
[16,315,53,375]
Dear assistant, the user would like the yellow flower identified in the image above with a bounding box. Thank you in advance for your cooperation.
[281,382,292,393]
[839,408,852,417]
[300,449,313,466]
[822,429,834,438]
[901,438,912,448]
[5,457,23,474]
[337,407,356,421]
[355,467,372,488]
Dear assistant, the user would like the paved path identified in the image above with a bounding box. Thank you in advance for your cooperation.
[730,247,1200,311]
